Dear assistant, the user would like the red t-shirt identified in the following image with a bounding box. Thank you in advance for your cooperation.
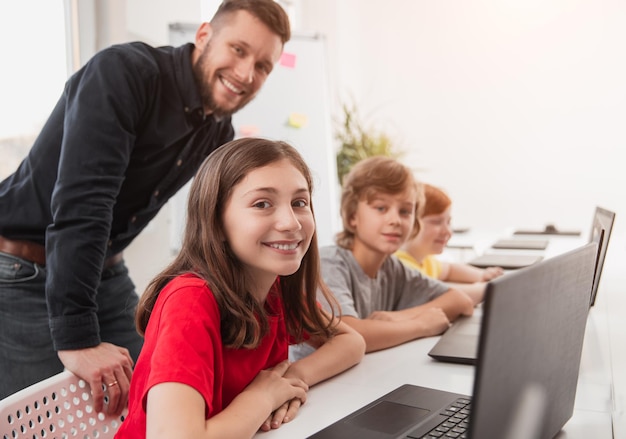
[115,273,290,438]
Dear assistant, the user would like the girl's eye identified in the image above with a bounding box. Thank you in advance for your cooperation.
[253,201,271,209]
[293,199,309,208]
[375,206,386,212]
[400,209,412,216]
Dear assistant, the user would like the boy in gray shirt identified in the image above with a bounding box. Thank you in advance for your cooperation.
[292,157,475,360]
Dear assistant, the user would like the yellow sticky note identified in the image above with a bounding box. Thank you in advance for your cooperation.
[288,113,308,128]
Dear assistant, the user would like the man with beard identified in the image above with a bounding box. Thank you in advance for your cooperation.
[0,0,290,414]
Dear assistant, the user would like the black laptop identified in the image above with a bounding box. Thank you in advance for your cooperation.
[308,242,597,439]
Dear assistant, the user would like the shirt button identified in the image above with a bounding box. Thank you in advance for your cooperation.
[184,106,190,113]
[176,159,182,167]
[131,216,137,223]
[154,190,160,197]
[108,240,112,247]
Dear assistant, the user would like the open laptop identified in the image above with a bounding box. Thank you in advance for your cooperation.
[308,242,597,439]
[588,206,615,306]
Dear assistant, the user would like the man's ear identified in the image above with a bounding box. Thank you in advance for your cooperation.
[195,22,213,47]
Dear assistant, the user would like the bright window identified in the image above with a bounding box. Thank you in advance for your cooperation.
[0,1,67,178]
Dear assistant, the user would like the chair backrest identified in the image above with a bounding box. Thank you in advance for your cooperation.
[0,371,126,439]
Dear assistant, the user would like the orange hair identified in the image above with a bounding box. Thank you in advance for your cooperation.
[421,184,452,217]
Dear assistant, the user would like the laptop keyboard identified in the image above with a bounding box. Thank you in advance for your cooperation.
[407,397,472,439]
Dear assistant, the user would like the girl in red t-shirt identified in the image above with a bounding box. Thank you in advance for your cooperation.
[115,137,365,438]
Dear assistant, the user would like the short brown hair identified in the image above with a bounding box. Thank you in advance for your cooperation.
[336,156,423,249]
[212,0,291,44]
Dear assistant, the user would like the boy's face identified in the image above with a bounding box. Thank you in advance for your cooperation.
[350,188,417,257]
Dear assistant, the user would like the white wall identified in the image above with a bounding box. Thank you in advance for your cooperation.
[297,0,626,237]
[5,1,624,292]
[116,0,626,291]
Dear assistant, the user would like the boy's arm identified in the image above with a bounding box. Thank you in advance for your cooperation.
[341,310,451,353]
[407,288,474,320]
[444,282,486,306]
[375,287,474,322]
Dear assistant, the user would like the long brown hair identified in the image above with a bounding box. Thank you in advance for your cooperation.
[136,138,337,348]
[336,156,423,249]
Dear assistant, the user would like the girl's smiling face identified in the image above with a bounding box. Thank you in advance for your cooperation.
[416,207,453,255]
[222,158,315,298]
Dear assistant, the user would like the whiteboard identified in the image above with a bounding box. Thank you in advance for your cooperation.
[168,25,340,251]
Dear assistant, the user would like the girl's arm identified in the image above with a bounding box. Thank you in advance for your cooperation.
[286,313,365,387]
[145,361,307,439]
[261,315,365,431]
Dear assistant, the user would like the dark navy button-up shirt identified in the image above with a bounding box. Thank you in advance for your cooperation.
[0,42,234,349]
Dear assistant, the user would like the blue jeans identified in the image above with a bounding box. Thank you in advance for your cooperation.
[0,251,143,399]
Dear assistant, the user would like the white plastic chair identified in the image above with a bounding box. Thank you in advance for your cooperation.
[0,371,126,439]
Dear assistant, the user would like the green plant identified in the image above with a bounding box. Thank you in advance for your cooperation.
[335,101,402,185]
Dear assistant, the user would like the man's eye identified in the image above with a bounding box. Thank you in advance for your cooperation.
[256,63,271,74]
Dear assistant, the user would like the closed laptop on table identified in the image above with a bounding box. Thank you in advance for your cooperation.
[491,238,548,250]
[467,253,542,270]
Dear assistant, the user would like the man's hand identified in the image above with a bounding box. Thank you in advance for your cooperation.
[58,342,134,415]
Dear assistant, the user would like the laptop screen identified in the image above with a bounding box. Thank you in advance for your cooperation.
[588,206,615,306]
[469,242,597,439]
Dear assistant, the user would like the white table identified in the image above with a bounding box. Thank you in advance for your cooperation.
[253,230,623,438]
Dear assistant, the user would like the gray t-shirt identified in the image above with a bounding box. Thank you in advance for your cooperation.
[289,245,450,361]
[319,245,450,318]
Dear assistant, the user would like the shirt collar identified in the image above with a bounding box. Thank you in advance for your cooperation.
[173,43,206,121]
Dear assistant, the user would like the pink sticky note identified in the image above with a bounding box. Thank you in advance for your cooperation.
[279,52,296,68]
[239,125,260,137]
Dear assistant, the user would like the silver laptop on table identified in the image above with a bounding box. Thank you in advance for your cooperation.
[308,242,597,439]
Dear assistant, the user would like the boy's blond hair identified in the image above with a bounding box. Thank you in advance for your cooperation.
[336,156,424,249]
